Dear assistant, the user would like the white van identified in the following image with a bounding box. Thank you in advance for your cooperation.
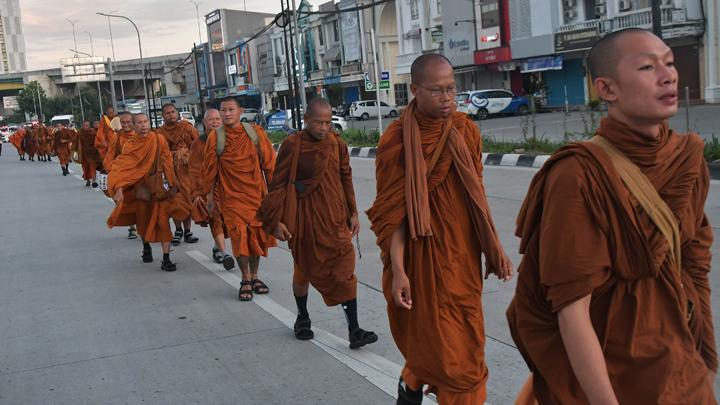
[50,114,75,127]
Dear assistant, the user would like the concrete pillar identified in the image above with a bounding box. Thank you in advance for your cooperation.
[704,0,720,103]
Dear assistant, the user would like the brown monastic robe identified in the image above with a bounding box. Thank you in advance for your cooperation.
[507,116,716,404]
[156,120,197,220]
[188,133,224,238]
[260,131,358,306]
[367,101,506,404]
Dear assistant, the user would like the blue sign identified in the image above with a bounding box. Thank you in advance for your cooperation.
[381,71,390,81]
[470,93,489,108]
[266,110,288,132]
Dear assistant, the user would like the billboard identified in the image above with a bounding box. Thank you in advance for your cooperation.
[3,96,18,110]
[340,0,361,62]
[60,57,107,83]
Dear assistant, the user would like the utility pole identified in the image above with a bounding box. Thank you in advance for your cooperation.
[190,0,203,44]
[291,0,307,110]
[193,43,206,116]
[285,0,301,128]
[370,27,382,131]
[651,0,662,39]
[66,19,79,58]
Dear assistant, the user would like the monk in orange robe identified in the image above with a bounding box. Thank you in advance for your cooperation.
[9,128,25,160]
[157,103,197,245]
[367,54,513,405]
[107,113,182,272]
[54,123,73,176]
[199,97,277,301]
[36,124,52,162]
[104,112,138,240]
[22,126,37,161]
[77,121,101,187]
[94,106,117,161]
[507,29,715,405]
[260,98,378,347]
[188,108,234,269]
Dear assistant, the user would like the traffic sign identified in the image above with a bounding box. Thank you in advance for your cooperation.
[365,81,375,91]
[380,71,390,81]
[379,80,390,90]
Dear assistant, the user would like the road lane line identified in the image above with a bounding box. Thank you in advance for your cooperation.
[186,249,440,403]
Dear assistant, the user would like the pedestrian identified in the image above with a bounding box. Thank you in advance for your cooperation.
[53,122,73,176]
[77,121,101,187]
[107,113,183,272]
[22,125,37,162]
[188,108,234,270]
[157,103,198,246]
[95,106,118,161]
[104,111,138,240]
[198,97,276,301]
[36,123,52,162]
[507,28,715,404]
[9,128,25,160]
[260,97,378,349]
[367,53,513,405]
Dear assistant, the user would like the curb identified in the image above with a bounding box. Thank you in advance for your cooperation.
[273,144,720,179]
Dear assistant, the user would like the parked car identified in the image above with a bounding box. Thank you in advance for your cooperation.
[299,115,348,133]
[179,111,195,126]
[455,89,530,120]
[349,100,398,120]
[241,108,260,123]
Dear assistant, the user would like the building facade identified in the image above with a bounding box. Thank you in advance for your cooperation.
[0,0,26,73]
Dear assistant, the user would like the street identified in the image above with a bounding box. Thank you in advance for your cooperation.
[1,152,718,404]
[347,104,720,142]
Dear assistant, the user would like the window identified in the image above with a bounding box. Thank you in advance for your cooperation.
[479,0,500,28]
[318,26,324,46]
[436,0,442,14]
[365,101,376,107]
[410,0,419,20]
[333,20,339,42]
[380,101,389,107]
[394,83,409,106]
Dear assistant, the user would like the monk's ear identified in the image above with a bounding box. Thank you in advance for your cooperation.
[594,77,618,104]
[409,83,419,98]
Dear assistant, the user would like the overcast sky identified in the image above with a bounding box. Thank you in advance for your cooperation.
[21,0,315,70]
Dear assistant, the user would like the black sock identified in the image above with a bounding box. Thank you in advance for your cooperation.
[295,294,309,319]
[342,298,359,332]
[184,229,191,235]
[143,242,151,251]
[176,227,183,234]
[163,253,170,262]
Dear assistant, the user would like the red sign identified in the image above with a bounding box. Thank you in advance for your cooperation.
[474,47,512,65]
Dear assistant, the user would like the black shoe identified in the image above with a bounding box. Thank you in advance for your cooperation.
[171,230,183,246]
[397,377,424,405]
[161,259,177,272]
[349,328,378,349]
[211,247,223,263]
[128,228,138,240]
[183,231,199,244]
[222,254,235,271]
[92,182,98,188]
[141,247,153,263]
[85,180,91,187]
[293,316,314,340]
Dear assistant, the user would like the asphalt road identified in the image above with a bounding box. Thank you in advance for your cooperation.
[1,150,718,404]
[347,104,720,142]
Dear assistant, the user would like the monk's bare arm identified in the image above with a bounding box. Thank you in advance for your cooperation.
[338,139,358,216]
[558,294,618,405]
[390,222,412,309]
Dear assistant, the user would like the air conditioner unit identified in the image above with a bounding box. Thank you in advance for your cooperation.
[618,0,632,11]
[595,4,606,15]
[563,0,576,8]
[564,9,577,20]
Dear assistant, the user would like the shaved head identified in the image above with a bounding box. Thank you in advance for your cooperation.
[306,97,332,118]
[587,28,652,80]
[410,53,452,84]
[204,108,220,120]
[161,103,177,113]
[219,97,242,108]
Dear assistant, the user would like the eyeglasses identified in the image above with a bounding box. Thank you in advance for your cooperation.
[414,83,458,97]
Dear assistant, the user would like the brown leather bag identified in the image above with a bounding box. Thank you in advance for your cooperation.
[135,137,172,201]
[282,134,302,235]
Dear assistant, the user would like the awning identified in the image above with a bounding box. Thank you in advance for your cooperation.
[521,56,563,73]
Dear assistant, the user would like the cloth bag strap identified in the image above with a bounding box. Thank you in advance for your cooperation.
[589,136,681,276]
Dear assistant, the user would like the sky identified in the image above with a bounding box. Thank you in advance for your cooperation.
[20,0,314,70]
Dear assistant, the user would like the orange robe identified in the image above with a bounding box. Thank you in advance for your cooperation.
[36,126,52,156]
[366,102,505,404]
[78,128,100,180]
[103,130,134,173]
[200,124,277,257]
[507,116,715,404]
[95,114,117,160]
[107,131,181,243]
[260,131,358,306]
[54,128,73,166]
[22,130,37,158]
[188,134,224,238]
[157,121,197,221]
[10,130,24,155]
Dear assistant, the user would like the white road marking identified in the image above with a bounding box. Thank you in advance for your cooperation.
[186,249,440,403]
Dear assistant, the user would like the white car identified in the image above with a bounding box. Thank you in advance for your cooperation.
[349,100,398,120]
[455,89,530,120]
[300,115,348,133]
[241,108,260,123]
[179,111,196,126]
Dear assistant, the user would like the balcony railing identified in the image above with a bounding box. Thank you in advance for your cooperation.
[341,62,362,75]
[557,6,702,37]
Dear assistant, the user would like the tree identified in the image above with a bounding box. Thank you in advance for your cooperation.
[16,81,48,123]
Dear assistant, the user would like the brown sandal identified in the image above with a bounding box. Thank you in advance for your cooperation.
[251,279,269,295]
[238,280,253,301]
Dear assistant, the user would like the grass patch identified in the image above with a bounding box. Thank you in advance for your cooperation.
[483,135,564,155]
[705,134,720,162]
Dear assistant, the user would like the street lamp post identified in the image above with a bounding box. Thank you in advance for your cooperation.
[97,13,149,118]
[66,19,79,58]
[189,0,203,44]
[103,10,122,110]
[83,31,104,115]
